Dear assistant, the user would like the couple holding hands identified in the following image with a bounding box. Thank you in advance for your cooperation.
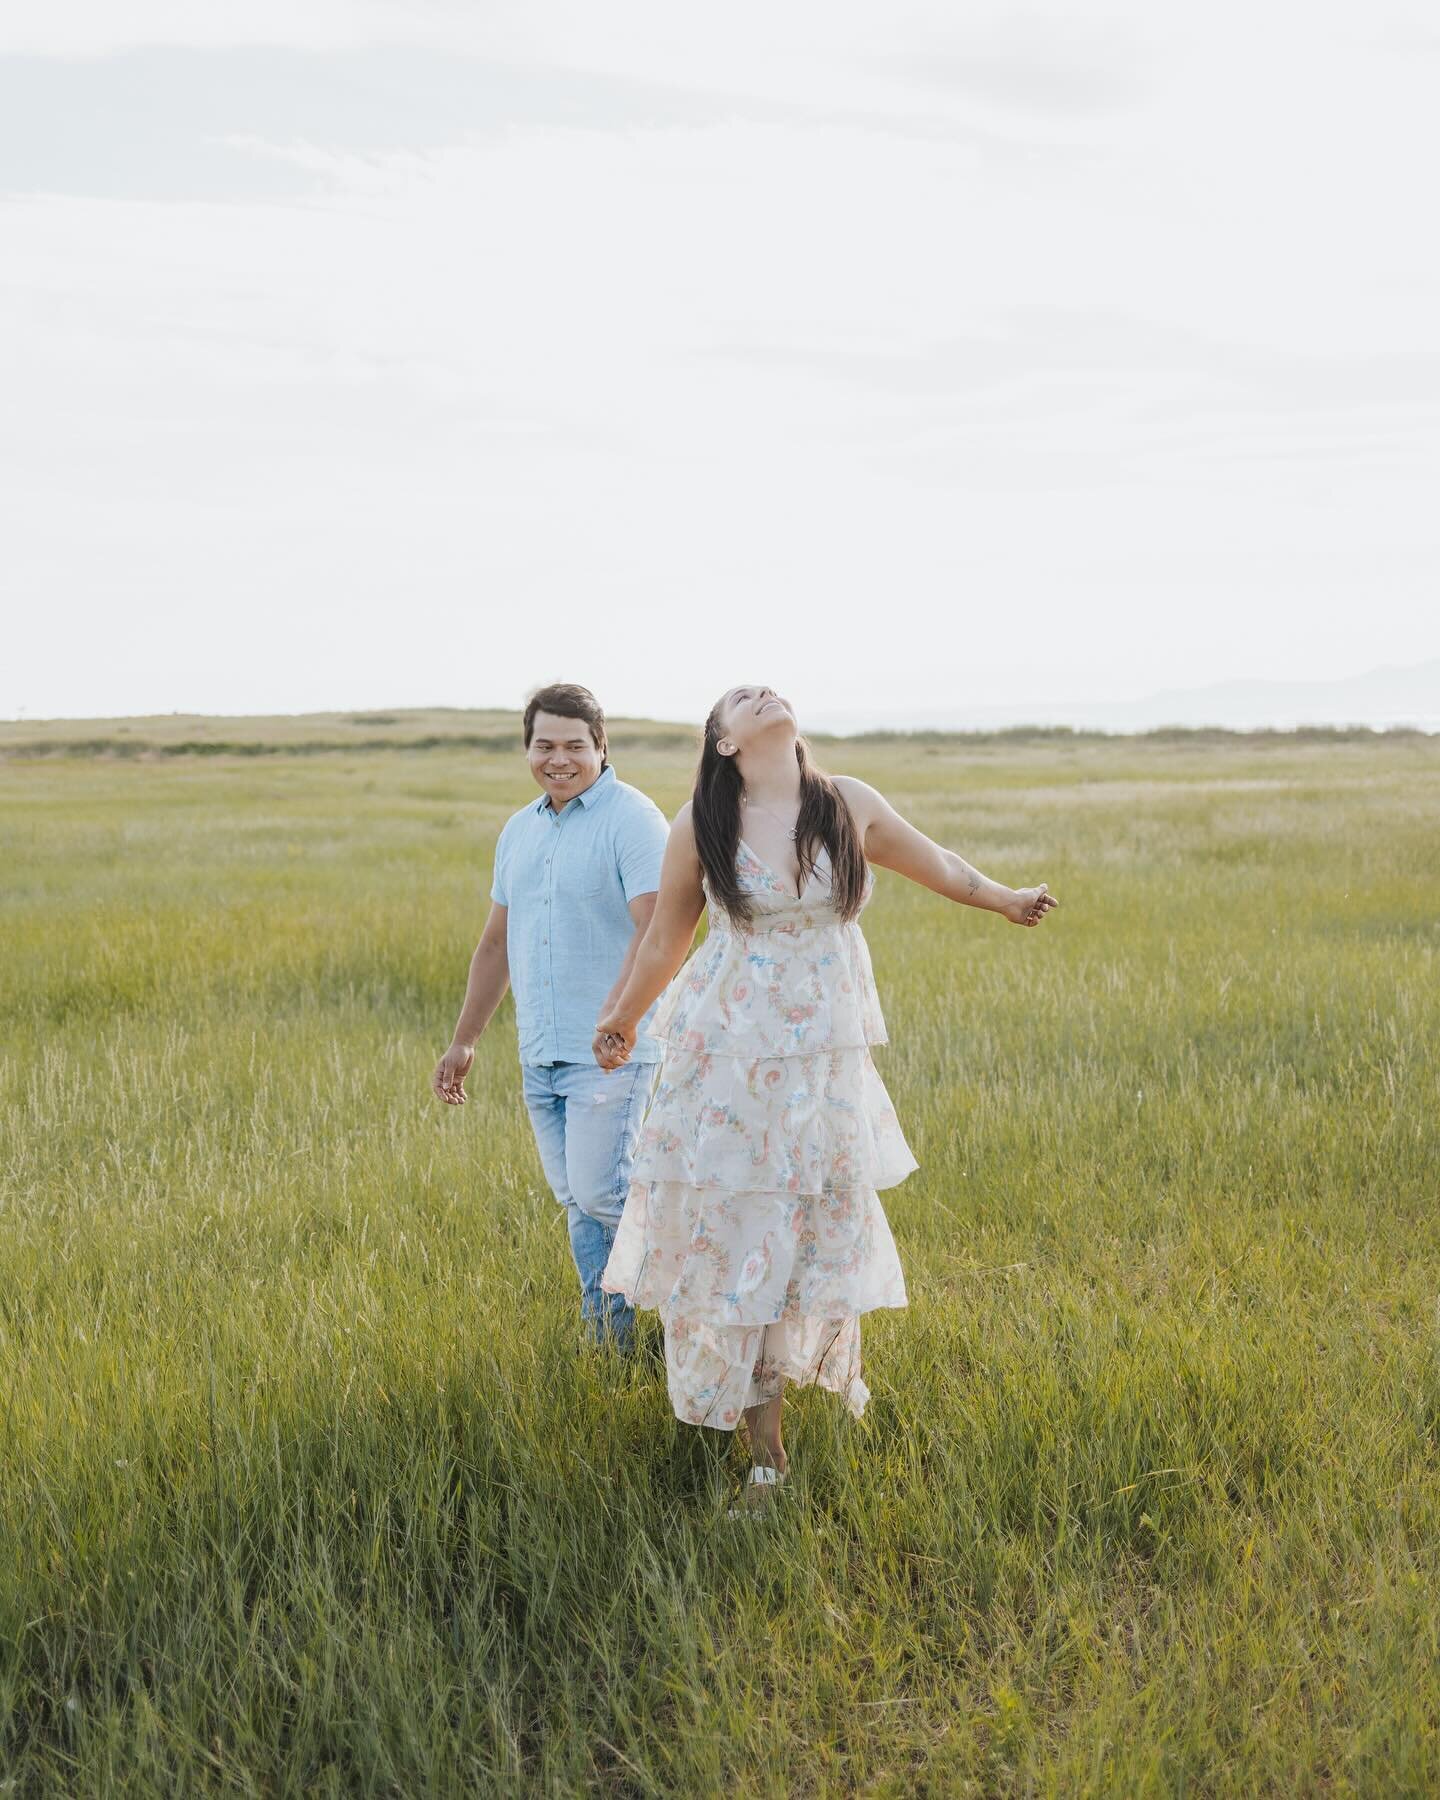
[432,682,1057,1508]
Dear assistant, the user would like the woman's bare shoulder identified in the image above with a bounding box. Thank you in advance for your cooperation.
[831,773,884,829]
[661,800,704,892]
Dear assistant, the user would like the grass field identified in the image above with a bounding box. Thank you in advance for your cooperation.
[3,724,1438,1795]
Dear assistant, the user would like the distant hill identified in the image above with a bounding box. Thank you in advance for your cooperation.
[0,707,700,758]
[2,663,1436,758]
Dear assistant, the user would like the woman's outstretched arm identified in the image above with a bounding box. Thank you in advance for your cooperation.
[594,804,707,1068]
[834,776,1059,927]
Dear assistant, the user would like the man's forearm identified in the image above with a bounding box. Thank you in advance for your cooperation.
[451,941,510,1047]
[601,925,645,1015]
[944,851,1017,913]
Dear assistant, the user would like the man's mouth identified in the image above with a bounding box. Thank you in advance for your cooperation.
[546,771,577,781]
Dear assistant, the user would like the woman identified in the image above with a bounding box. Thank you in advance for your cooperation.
[592,684,1058,1512]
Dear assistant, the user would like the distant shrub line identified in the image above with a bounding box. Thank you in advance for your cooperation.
[0,730,702,761]
[1,723,1432,761]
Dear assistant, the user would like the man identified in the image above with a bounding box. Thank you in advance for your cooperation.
[431,683,669,1353]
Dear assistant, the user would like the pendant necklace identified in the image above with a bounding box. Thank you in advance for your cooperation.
[741,794,798,841]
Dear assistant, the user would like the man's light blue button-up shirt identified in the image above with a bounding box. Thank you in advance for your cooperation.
[490,764,669,1066]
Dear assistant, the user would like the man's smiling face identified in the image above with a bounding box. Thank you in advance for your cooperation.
[526,710,605,806]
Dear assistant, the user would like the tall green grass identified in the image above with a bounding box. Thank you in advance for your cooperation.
[2,736,1438,1793]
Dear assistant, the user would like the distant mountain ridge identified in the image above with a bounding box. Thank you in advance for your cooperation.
[809,659,1440,736]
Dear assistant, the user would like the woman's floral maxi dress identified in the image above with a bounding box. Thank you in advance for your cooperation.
[600,838,915,1429]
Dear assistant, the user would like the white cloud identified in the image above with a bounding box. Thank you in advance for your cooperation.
[2,1,1437,721]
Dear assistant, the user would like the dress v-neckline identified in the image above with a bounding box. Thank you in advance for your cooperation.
[738,836,813,901]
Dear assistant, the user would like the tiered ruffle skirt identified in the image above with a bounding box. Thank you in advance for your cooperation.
[601,1022,916,1429]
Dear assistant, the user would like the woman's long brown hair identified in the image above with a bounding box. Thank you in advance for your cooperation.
[692,701,868,927]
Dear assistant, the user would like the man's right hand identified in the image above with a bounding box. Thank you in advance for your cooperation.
[594,1010,637,1072]
[432,1041,475,1105]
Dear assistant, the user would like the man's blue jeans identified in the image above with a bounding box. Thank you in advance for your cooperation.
[521,1058,659,1350]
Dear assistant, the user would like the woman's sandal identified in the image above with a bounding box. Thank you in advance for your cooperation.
[725,1464,788,1520]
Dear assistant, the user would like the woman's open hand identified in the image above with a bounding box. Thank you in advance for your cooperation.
[593,1012,637,1072]
[1001,883,1059,927]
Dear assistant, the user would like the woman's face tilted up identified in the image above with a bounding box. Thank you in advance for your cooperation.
[713,684,797,759]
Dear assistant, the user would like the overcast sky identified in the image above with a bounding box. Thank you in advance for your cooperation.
[3,1,1437,728]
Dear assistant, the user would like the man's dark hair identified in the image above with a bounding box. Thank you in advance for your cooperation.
[522,683,609,769]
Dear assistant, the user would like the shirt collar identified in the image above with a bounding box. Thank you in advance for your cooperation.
[533,763,617,815]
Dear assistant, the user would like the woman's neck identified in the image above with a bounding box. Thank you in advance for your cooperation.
[737,738,802,809]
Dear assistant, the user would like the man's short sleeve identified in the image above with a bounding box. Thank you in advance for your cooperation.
[490,822,511,906]
[616,801,668,902]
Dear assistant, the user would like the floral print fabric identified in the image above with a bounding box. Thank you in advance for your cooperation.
[600,838,914,1430]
